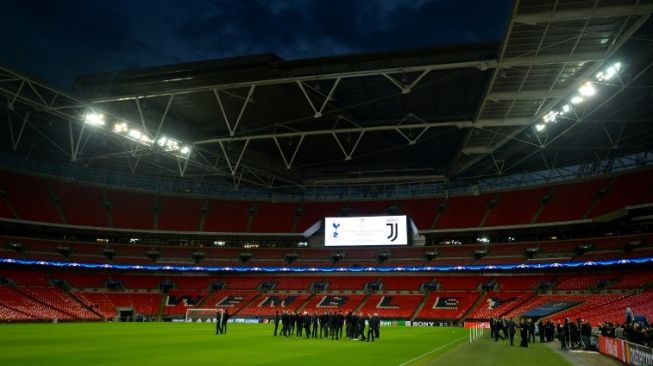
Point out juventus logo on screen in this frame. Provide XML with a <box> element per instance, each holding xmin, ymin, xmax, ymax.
<box><xmin>386</xmin><ymin>223</ymin><xmax>398</xmax><ymax>241</ymax></box>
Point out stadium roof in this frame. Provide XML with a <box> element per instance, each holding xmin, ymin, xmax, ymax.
<box><xmin>1</xmin><ymin>0</ymin><xmax>652</xmax><ymax>194</ymax></box>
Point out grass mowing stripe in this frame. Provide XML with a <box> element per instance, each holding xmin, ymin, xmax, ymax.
<box><xmin>0</xmin><ymin>323</ymin><xmax>567</xmax><ymax>366</ymax></box>
<box><xmin>397</xmin><ymin>336</ymin><xmax>468</xmax><ymax>366</ymax></box>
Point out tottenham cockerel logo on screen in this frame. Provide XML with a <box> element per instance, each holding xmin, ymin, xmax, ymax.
<box><xmin>332</xmin><ymin>222</ymin><xmax>340</xmax><ymax>238</ymax></box>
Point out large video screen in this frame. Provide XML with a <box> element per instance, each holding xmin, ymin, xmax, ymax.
<box><xmin>324</xmin><ymin>215</ymin><xmax>408</xmax><ymax>246</ymax></box>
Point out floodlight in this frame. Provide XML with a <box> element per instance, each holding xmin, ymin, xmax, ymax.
<box><xmin>157</xmin><ymin>137</ymin><xmax>168</xmax><ymax>147</ymax></box>
<box><xmin>113</xmin><ymin>122</ymin><xmax>128</xmax><ymax>133</ymax></box>
<box><xmin>128</xmin><ymin>129</ymin><xmax>142</xmax><ymax>139</ymax></box>
<box><xmin>534</xmin><ymin>123</ymin><xmax>546</xmax><ymax>132</ymax></box>
<box><xmin>84</xmin><ymin>112</ymin><xmax>105</xmax><ymax>126</ymax></box>
<box><xmin>570</xmin><ymin>96</ymin><xmax>584</xmax><ymax>104</ymax></box>
<box><xmin>578</xmin><ymin>81</ymin><xmax>596</xmax><ymax>97</ymax></box>
<box><xmin>561</xmin><ymin>104</ymin><xmax>571</xmax><ymax>113</ymax></box>
<box><xmin>139</xmin><ymin>135</ymin><xmax>153</xmax><ymax>145</ymax></box>
<box><xmin>180</xmin><ymin>146</ymin><xmax>191</xmax><ymax>155</ymax></box>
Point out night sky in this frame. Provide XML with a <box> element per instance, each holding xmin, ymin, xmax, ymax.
<box><xmin>0</xmin><ymin>0</ymin><xmax>511</xmax><ymax>89</ymax></box>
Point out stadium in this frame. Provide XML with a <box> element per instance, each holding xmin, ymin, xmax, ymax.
<box><xmin>1</xmin><ymin>1</ymin><xmax>653</xmax><ymax>365</ymax></box>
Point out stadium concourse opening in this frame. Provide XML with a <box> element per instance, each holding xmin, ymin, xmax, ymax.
<box><xmin>1</xmin><ymin>0</ymin><xmax>653</xmax><ymax>365</ymax></box>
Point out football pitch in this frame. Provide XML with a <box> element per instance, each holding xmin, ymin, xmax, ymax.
<box><xmin>0</xmin><ymin>323</ymin><xmax>572</xmax><ymax>366</ymax></box>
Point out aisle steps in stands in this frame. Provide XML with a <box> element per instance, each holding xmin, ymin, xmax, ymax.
<box><xmin>295</xmin><ymin>293</ymin><xmax>315</xmax><ymax>313</ymax></box>
<box><xmin>410</xmin><ymin>292</ymin><xmax>430</xmax><ymax>321</ymax></box>
<box><xmin>529</xmin><ymin>187</ymin><xmax>554</xmax><ymax>224</ymax></box>
<box><xmin>458</xmin><ymin>290</ymin><xmax>486</xmax><ymax>324</ymax></box>
<box><xmin>583</xmin><ymin>177</ymin><xmax>615</xmax><ymax>219</ymax></box>
<box><xmin>233</xmin><ymin>293</ymin><xmax>261</xmax><ymax>316</ymax></box>
<box><xmin>353</xmin><ymin>293</ymin><xmax>371</xmax><ymax>313</ymax></box>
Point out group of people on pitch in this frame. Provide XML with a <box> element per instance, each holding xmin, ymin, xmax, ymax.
<box><xmin>215</xmin><ymin>309</ymin><xmax>231</xmax><ymax>335</ymax></box>
<box><xmin>490</xmin><ymin>317</ymin><xmax>593</xmax><ymax>350</ymax></box>
<box><xmin>273</xmin><ymin>310</ymin><xmax>381</xmax><ymax>342</ymax></box>
<box><xmin>489</xmin><ymin>317</ymin><xmax>538</xmax><ymax>347</ymax></box>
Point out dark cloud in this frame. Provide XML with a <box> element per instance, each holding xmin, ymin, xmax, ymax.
<box><xmin>0</xmin><ymin>0</ymin><xmax>511</xmax><ymax>89</ymax></box>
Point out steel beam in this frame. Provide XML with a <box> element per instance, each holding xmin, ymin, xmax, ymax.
<box><xmin>514</xmin><ymin>3</ymin><xmax>653</xmax><ymax>24</ymax></box>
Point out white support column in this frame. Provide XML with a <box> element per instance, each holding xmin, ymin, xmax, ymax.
<box><xmin>296</xmin><ymin>78</ymin><xmax>341</xmax><ymax>118</ymax></box>
<box><xmin>8</xmin><ymin>112</ymin><xmax>29</xmax><ymax>151</ymax></box>
<box><xmin>382</xmin><ymin>69</ymin><xmax>430</xmax><ymax>94</ymax></box>
<box><xmin>8</xmin><ymin>80</ymin><xmax>25</xmax><ymax>110</ymax></box>
<box><xmin>332</xmin><ymin>130</ymin><xmax>365</xmax><ymax>161</ymax></box>
<box><xmin>153</xmin><ymin>95</ymin><xmax>175</xmax><ymax>141</ymax></box>
<box><xmin>218</xmin><ymin>139</ymin><xmax>250</xmax><ymax>175</ymax></box>
<box><xmin>394</xmin><ymin>114</ymin><xmax>431</xmax><ymax>145</ymax></box>
<box><xmin>135</xmin><ymin>97</ymin><xmax>149</xmax><ymax>136</ymax></box>
<box><xmin>214</xmin><ymin>85</ymin><xmax>256</xmax><ymax>136</ymax></box>
<box><xmin>273</xmin><ymin>135</ymin><xmax>305</xmax><ymax>169</ymax></box>
<box><xmin>177</xmin><ymin>155</ymin><xmax>191</xmax><ymax>177</ymax></box>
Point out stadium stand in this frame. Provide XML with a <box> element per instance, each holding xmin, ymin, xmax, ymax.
<box><xmin>358</xmin><ymin>294</ymin><xmax>424</xmax><ymax>318</ymax></box>
<box><xmin>467</xmin><ymin>292</ymin><xmax>534</xmax><ymax>320</ymax></box>
<box><xmin>202</xmin><ymin>200</ymin><xmax>249</xmax><ymax>232</ymax></box>
<box><xmin>0</xmin><ymin>170</ymin><xmax>62</xmax><ymax>223</ymax></box>
<box><xmin>484</xmin><ymin>187</ymin><xmax>549</xmax><ymax>227</ymax></box>
<box><xmin>249</xmin><ymin>202</ymin><xmax>297</xmax><ymax>233</ymax></box>
<box><xmin>157</xmin><ymin>196</ymin><xmax>204</xmax><ymax>231</ymax></box>
<box><xmin>50</xmin><ymin>180</ymin><xmax>107</xmax><ymax>227</ymax></box>
<box><xmin>301</xmin><ymin>294</ymin><xmax>366</xmax><ymax>313</ymax></box>
<box><xmin>589</xmin><ymin>169</ymin><xmax>653</xmax><ymax>216</ymax></box>
<box><xmin>435</xmin><ymin>194</ymin><xmax>492</xmax><ymax>229</ymax></box>
<box><xmin>380</xmin><ymin>276</ymin><xmax>431</xmax><ymax>291</ymax></box>
<box><xmin>1</xmin><ymin>168</ymin><xmax>652</xmax><ymax>232</ymax></box>
<box><xmin>238</xmin><ymin>293</ymin><xmax>312</xmax><ymax>317</ymax></box>
<box><xmin>536</xmin><ymin>178</ymin><xmax>609</xmax><ymax>223</ymax></box>
<box><xmin>415</xmin><ymin>292</ymin><xmax>480</xmax><ymax>320</ymax></box>
<box><xmin>106</xmin><ymin>189</ymin><xmax>155</xmax><ymax>230</ymax></box>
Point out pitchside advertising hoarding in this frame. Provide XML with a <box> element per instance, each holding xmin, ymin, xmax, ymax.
<box><xmin>324</xmin><ymin>215</ymin><xmax>408</xmax><ymax>246</ymax></box>
<box><xmin>598</xmin><ymin>336</ymin><xmax>653</xmax><ymax>365</ymax></box>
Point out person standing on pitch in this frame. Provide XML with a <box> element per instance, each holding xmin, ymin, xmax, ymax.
<box><xmin>519</xmin><ymin>318</ymin><xmax>528</xmax><ymax>347</ymax></box>
<box><xmin>221</xmin><ymin>310</ymin><xmax>230</xmax><ymax>335</ymax></box>
<box><xmin>507</xmin><ymin>317</ymin><xmax>517</xmax><ymax>346</ymax></box>
<box><xmin>215</xmin><ymin>308</ymin><xmax>224</xmax><ymax>335</ymax></box>
<box><xmin>527</xmin><ymin>318</ymin><xmax>535</xmax><ymax>343</ymax></box>
<box><xmin>366</xmin><ymin>313</ymin><xmax>379</xmax><ymax>342</ymax></box>
<box><xmin>311</xmin><ymin>312</ymin><xmax>318</xmax><ymax>338</ymax></box>
<box><xmin>273</xmin><ymin>310</ymin><xmax>280</xmax><ymax>336</ymax></box>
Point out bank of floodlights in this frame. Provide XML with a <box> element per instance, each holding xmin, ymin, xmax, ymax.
<box><xmin>534</xmin><ymin>62</ymin><xmax>622</xmax><ymax>133</ymax></box>
<box><xmin>83</xmin><ymin>112</ymin><xmax>192</xmax><ymax>158</ymax></box>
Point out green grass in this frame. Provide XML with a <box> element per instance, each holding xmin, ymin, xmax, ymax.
<box><xmin>0</xmin><ymin>323</ymin><xmax>571</xmax><ymax>366</ymax></box>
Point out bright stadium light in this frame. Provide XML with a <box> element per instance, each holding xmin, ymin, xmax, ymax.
<box><xmin>561</xmin><ymin>104</ymin><xmax>571</xmax><ymax>114</ymax></box>
<box><xmin>128</xmin><ymin>129</ymin><xmax>142</xmax><ymax>139</ymax></box>
<box><xmin>113</xmin><ymin>122</ymin><xmax>128</xmax><ymax>134</ymax></box>
<box><xmin>543</xmin><ymin>111</ymin><xmax>558</xmax><ymax>124</ymax></box>
<box><xmin>139</xmin><ymin>134</ymin><xmax>153</xmax><ymax>146</ymax></box>
<box><xmin>578</xmin><ymin>81</ymin><xmax>596</xmax><ymax>97</ymax></box>
<box><xmin>596</xmin><ymin>62</ymin><xmax>622</xmax><ymax>81</ymax></box>
<box><xmin>570</xmin><ymin>95</ymin><xmax>584</xmax><ymax>104</ymax></box>
<box><xmin>534</xmin><ymin>123</ymin><xmax>546</xmax><ymax>132</ymax></box>
<box><xmin>84</xmin><ymin>109</ymin><xmax>192</xmax><ymax>159</ymax></box>
<box><xmin>84</xmin><ymin>112</ymin><xmax>105</xmax><ymax>126</ymax></box>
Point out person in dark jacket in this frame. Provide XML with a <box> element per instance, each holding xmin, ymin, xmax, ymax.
<box><xmin>527</xmin><ymin>318</ymin><xmax>535</xmax><ymax>343</ymax></box>
<box><xmin>519</xmin><ymin>318</ymin><xmax>528</xmax><ymax>347</ymax></box>
<box><xmin>273</xmin><ymin>311</ymin><xmax>280</xmax><ymax>336</ymax></box>
<box><xmin>507</xmin><ymin>318</ymin><xmax>517</xmax><ymax>346</ymax></box>
<box><xmin>367</xmin><ymin>313</ymin><xmax>379</xmax><ymax>342</ymax></box>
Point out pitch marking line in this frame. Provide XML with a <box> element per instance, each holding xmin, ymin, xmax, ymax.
<box><xmin>397</xmin><ymin>336</ymin><xmax>468</xmax><ymax>366</ymax></box>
